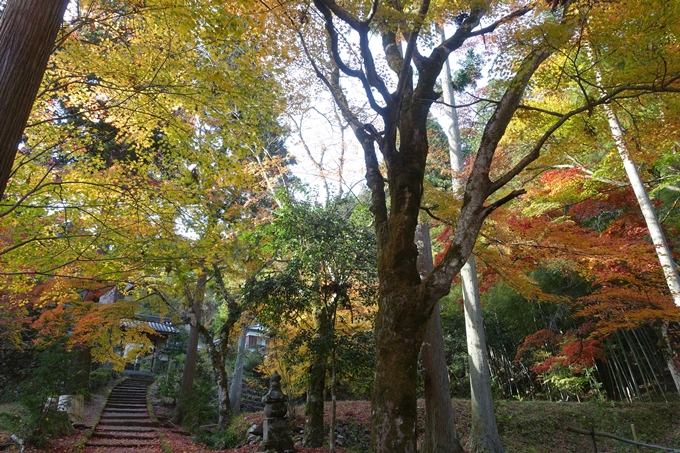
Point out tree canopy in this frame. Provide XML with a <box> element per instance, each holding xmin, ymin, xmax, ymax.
<box><xmin>2</xmin><ymin>0</ymin><xmax>680</xmax><ymax>451</ymax></box>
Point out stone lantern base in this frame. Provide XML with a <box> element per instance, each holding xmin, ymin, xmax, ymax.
<box><xmin>259</xmin><ymin>417</ymin><xmax>294</xmax><ymax>452</ymax></box>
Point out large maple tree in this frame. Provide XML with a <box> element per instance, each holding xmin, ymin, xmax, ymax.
<box><xmin>247</xmin><ymin>0</ymin><xmax>680</xmax><ymax>450</ymax></box>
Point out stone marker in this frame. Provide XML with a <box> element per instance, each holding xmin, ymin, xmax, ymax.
<box><xmin>57</xmin><ymin>394</ymin><xmax>84</xmax><ymax>423</ymax></box>
<box><xmin>259</xmin><ymin>371</ymin><xmax>294</xmax><ymax>453</ymax></box>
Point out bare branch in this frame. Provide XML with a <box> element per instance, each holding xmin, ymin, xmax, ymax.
<box><xmin>362</xmin><ymin>0</ymin><xmax>379</xmax><ymax>25</ymax></box>
<box><xmin>315</xmin><ymin>0</ymin><xmax>361</xmax><ymax>30</ymax></box>
<box><xmin>483</xmin><ymin>189</ymin><xmax>527</xmax><ymax>215</ymax></box>
<box><xmin>468</xmin><ymin>5</ymin><xmax>533</xmax><ymax>37</ymax></box>
<box><xmin>310</xmin><ymin>2</ymin><xmax>388</xmax><ymax>116</ymax></box>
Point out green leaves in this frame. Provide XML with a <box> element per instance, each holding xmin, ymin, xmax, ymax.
<box><xmin>245</xmin><ymin>195</ymin><xmax>377</xmax><ymax>323</ymax></box>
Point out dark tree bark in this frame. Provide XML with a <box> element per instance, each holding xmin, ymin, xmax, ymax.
<box><xmin>173</xmin><ymin>272</ymin><xmax>207</xmax><ymax>425</ymax></box>
<box><xmin>303</xmin><ymin>306</ymin><xmax>331</xmax><ymax>448</ymax></box>
<box><xmin>195</xmin><ymin>264</ymin><xmax>244</xmax><ymax>430</ymax></box>
<box><xmin>416</xmin><ymin>225</ymin><xmax>464</xmax><ymax>453</ymax></box>
<box><xmin>299</xmin><ymin>1</ymin><xmax>581</xmax><ymax>451</ymax></box>
<box><xmin>0</xmin><ymin>0</ymin><xmax>69</xmax><ymax>199</ymax></box>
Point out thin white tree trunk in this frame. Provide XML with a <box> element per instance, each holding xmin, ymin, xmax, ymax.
<box><xmin>437</xmin><ymin>25</ymin><xmax>505</xmax><ymax>453</ymax></box>
<box><xmin>602</xmin><ymin>95</ymin><xmax>680</xmax><ymax>304</ymax></box>
<box><xmin>439</xmin><ymin>31</ymin><xmax>464</xmax><ymax>196</ymax></box>
<box><xmin>463</xmin><ymin>259</ymin><xmax>505</xmax><ymax>453</ymax></box>
<box><xmin>589</xmin><ymin>43</ymin><xmax>680</xmax><ymax>393</ymax></box>
<box><xmin>662</xmin><ymin>322</ymin><xmax>680</xmax><ymax>393</ymax></box>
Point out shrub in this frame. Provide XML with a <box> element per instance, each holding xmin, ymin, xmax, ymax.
<box><xmin>0</xmin><ymin>411</ymin><xmax>23</xmax><ymax>432</ymax></box>
<box><xmin>194</xmin><ymin>415</ymin><xmax>250</xmax><ymax>450</ymax></box>
<box><xmin>22</xmin><ymin>408</ymin><xmax>72</xmax><ymax>448</ymax></box>
<box><xmin>18</xmin><ymin>339</ymin><xmax>84</xmax><ymax>447</ymax></box>
<box><xmin>89</xmin><ymin>368</ymin><xmax>116</xmax><ymax>393</ymax></box>
<box><xmin>177</xmin><ymin>355</ymin><xmax>219</xmax><ymax>431</ymax></box>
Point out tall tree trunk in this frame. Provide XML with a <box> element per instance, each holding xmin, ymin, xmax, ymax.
<box><xmin>308</xmin><ymin>4</ymin><xmax>555</xmax><ymax>448</ymax></box>
<box><xmin>437</xmin><ymin>25</ymin><xmax>505</xmax><ymax>453</ymax></box>
<box><xmin>229</xmin><ymin>328</ymin><xmax>247</xmax><ymax>415</ymax></box>
<box><xmin>601</xmin><ymin>85</ymin><xmax>680</xmax><ymax>305</ymax></box>
<box><xmin>463</xmin><ymin>259</ymin><xmax>505</xmax><ymax>452</ymax></box>
<box><xmin>173</xmin><ymin>272</ymin><xmax>207</xmax><ymax>425</ymax></box>
<box><xmin>195</xmin><ymin>320</ymin><xmax>234</xmax><ymax>430</ymax></box>
<box><xmin>329</xmin><ymin>305</ymin><xmax>338</xmax><ymax>453</ymax></box>
<box><xmin>417</xmin><ymin>224</ymin><xmax>464</xmax><ymax>453</ymax></box>
<box><xmin>370</xmin><ymin>305</ymin><xmax>426</xmax><ymax>453</ymax></box>
<box><xmin>0</xmin><ymin>0</ymin><xmax>69</xmax><ymax>199</ymax></box>
<box><xmin>589</xmin><ymin>44</ymin><xmax>680</xmax><ymax>392</ymax></box>
<box><xmin>662</xmin><ymin>322</ymin><xmax>680</xmax><ymax>393</ymax></box>
<box><xmin>209</xmin><ymin>344</ymin><xmax>232</xmax><ymax>430</ymax></box>
<box><xmin>437</xmin><ymin>25</ymin><xmax>464</xmax><ymax>197</ymax></box>
<box><xmin>304</xmin><ymin>307</ymin><xmax>330</xmax><ymax>448</ymax></box>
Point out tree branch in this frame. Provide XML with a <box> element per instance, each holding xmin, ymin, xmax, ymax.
<box><xmin>483</xmin><ymin>189</ymin><xmax>527</xmax><ymax>216</ymax></box>
<box><xmin>313</xmin><ymin>0</ymin><xmax>388</xmax><ymax>115</ymax></box>
<box><xmin>468</xmin><ymin>5</ymin><xmax>533</xmax><ymax>37</ymax></box>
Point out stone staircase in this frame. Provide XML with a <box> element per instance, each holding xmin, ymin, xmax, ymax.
<box><xmin>84</xmin><ymin>372</ymin><xmax>162</xmax><ymax>452</ymax></box>
<box><xmin>240</xmin><ymin>380</ymin><xmax>266</xmax><ymax>413</ymax></box>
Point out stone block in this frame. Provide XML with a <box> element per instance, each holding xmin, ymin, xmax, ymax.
<box><xmin>57</xmin><ymin>394</ymin><xmax>84</xmax><ymax>422</ymax></box>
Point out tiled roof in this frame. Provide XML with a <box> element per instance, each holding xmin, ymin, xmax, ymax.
<box><xmin>121</xmin><ymin>319</ymin><xmax>180</xmax><ymax>334</ymax></box>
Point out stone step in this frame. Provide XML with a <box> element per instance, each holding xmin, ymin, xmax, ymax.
<box><xmin>93</xmin><ymin>431</ymin><xmax>157</xmax><ymax>440</ymax></box>
<box><xmin>86</xmin><ymin>439</ymin><xmax>158</xmax><ymax>447</ymax></box>
<box><xmin>101</xmin><ymin>412</ymin><xmax>149</xmax><ymax>419</ymax></box>
<box><xmin>105</xmin><ymin>402</ymin><xmax>147</xmax><ymax>407</ymax></box>
<box><xmin>107</xmin><ymin>398</ymin><xmax>147</xmax><ymax>403</ymax></box>
<box><xmin>104</xmin><ymin>407</ymin><xmax>147</xmax><ymax>412</ymax></box>
<box><xmin>102</xmin><ymin>407</ymin><xmax>147</xmax><ymax>413</ymax></box>
<box><xmin>95</xmin><ymin>426</ymin><xmax>156</xmax><ymax>432</ymax></box>
<box><xmin>108</xmin><ymin>396</ymin><xmax>147</xmax><ymax>401</ymax></box>
<box><xmin>108</xmin><ymin>394</ymin><xmax>146</xmax><ymax>398</ymax></box>
<box><xmin>105</xmin><ymin>404</ymin><xmax>148</xmax><ymax>410</ymax></box>
<box><xmin>97</xmin><ymin>419</ymin><xmax>159</xmax><ymax>427</ymax></box>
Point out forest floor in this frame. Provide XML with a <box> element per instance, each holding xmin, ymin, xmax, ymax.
<box><xmin>2</xmin><ymin>391</ymin><xmax>680</xmax><ymax>453</ymax></box>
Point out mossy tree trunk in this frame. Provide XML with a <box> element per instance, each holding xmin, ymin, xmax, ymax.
<box><xmin>229</xmin><ymin>329</ymin><xmax>248</xmax><ymax>415</ymax></box>
<box><xmin>195</xmin><ymin>264</ymin><xmax>244</xmax><ymax>430</ymax></box>
<box><xmin>417</xmin><ymin>225</ymin><xmax>464</xmax><ymax>453</ymax></box>
<box><xmin>173</xmin><ymin>271</ymin><xmax>207</xmax><ymax>425</ymax></box>
<box><xmin>306</xmin><ymin>2</ymin><xmax>565</xmax><ymax>450</ymax></box>
<box><xmin>304</xmin><ymin>306</ymin><xmax>331</xmax><ymax>448</ymax></box>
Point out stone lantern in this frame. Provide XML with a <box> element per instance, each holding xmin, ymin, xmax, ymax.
<box><xmin>259</xmin><ymin>371</ymin><xmax>294</xmax><ymax>453</ymax></box>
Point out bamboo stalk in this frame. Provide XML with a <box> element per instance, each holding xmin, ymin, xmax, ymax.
<box><xmin>631</xmin><ymin>328</ymin><xmax>666</xmax><ymax>400</ymax></box>
<box><xmin>616</xmin><ymin>332</ymin><xmax>643</xmax><ymax>401</ymax></box>
<box><xmin>609</xmin><ymin>344</ymin><xmax>632</xmax><ymax>402</ymax></box>
<box><xmin>622</xmin><ymin>330</ymin><xmax>652</xmax><ymax>399</ymax></box>
<box><xmin>638</xmin><ymin>326</ymin><xmax>668</xmax><ymax>392</ymax></box>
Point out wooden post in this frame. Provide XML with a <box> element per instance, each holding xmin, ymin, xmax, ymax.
<box><xmin>631</xmin><ymin>424</ymin><xmax>639</xmax><ymax>453</ymax></box>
